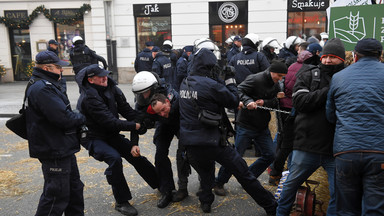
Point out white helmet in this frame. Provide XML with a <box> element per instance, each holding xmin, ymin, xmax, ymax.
<box><xmin>262</xmin><ymin>37</ymin><xmax>282</xmax><ymax>50</ymax></box>
<box><xmin>244</xmin><ymin>33</ymin><xmax>260</xmax><ymax>45</ymax></box>
<box><xmin>132</xmin><ymin>71</ymin><xmax>159</xmax><ymax>106</ymax></box>
<box><xmin>283</xmin><ymin>36</ymin><xmax>303</xmax><ymax>49</ymax></box>
<box><xmin>163</xmin><ymin>40</ymin><xmax>173</xmax><ymax>48</ymax></box>
<box><xmin>225</xmin><ymin>36</ymin><xmax>235</xmax><ymax>44</ymax></box>
<box><xmin>194</xmin><ymin>38</ymin><xmax>221</xmax><ymax>60</ymax></box>
<box><xmin>320</xmin><ymin>32</ymin><xmax>328</xmax><ymax>40</ymax></box>
<box><xmin>72</xmin><ymin>36</ymin><xmax>83</xmax><ymax>44</ymax></box>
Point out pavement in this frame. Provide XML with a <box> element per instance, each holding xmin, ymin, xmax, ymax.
<box><xmin>0</xmin><ymin>81</ymin><xmax>277</xmax><ymax>216</ymax></box>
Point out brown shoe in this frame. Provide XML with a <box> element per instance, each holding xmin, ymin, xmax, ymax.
<box><xmin>213</xmin><ymin>184</ymin><xmax>226</xmax><ymax>196</ymax></box>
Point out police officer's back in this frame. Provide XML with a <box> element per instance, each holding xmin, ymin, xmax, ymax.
<box><xmin>69</xmin><ymin>36</ymin><xmax>108</xmax><ymax>75</ymax></box>
<box><xmin>134</xmin><ymin>41</ymin><xmax>154</xmax><ymax>72</ymax></box>
<box><xmin>152</xmin><ymin>46</ymin><xmax>175</xmax><ymax>89</ymax></box>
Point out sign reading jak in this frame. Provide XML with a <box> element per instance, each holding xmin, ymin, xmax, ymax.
<box><xmin>133</xmin><ymin>4</ymin><xmax>171</xmax><ymax>16</ymax></box>
<box><xmin>288</xmin><ymin>0</ymin><xmax>329</xmax><ymax>12</ymax></box>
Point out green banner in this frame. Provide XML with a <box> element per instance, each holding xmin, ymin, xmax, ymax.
<box><xmin>329</xmin><ymin>4</ymin><xmax>384</xmax><ymax>51</ymax></box>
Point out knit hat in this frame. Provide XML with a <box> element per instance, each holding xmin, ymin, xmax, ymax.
<box><xmin>355</xmin><ymin>38</ymin><xmax>383</xmax><ymax>56</ymax></box>
<box><xmin>269</xmin><ymin>59</ymin><xmax>287</xmax><ymax>74</ymax></box>
<box><xmin>321</xmin><ymin>38</ymin><xmax>345</xmax><ymax>61</ymax></box>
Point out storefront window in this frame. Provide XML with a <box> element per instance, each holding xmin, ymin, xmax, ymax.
<box><xmin>133</xmin><ymin>4</ymin><xmax>172</xmax><ymax>53</ymax></box>
<box><xmin>136</xmin><ymin>16</ymin><xmax>171</xmax><ymax>52</ymax></box>
<box><xmin>287</xmin><ymin>11</ymin><xmax>326</xmax><ymax>39</ymax></box>
<box><xmin>54</xmin><ymin>22</ymin><xmax>84</xmax><ymax>62</ymax></box>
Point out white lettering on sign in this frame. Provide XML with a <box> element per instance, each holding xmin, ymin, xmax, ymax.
<box><xmin>382</xmin><ymin>17</ymin><xmax>384</xmax><ymax>24</ymax></box>
<box><xmin>381</xmin><ymin>36</ymin><xmax>384</xmax><ymax>43</ymax></box>
<box><xmin>292</xmin><ymin>0</ymin><xmax>325</xmax><ymax>10</ymax></box>
<box><xmin>218</xmin><ymin>2</ymin><xmax>239</xmax><ymax>23</ymax></box>
<box><xmin>381</xmin><ymin>27</ymin><xmax>384</xmax><ymax>34</ymax></box>
<box><xmin>180</xmin><ymin>90</ymin><xmax>198</xmax><ymax>100</ymax></box>
<box><xmin>144</xmin><ymin>4</ymin><xmax>159</xmax><ymax>15</ymax></box>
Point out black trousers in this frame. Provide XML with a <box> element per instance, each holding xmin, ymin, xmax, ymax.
<box><xmin>154</xmin><ymin>122</ymin><xmax>191</xmax><ymax>194</ymax></box>
<box><xmin>85</xmin><ymin>135</ymin><xmax>158</xmax><ymax>204</ymax></box>
<box><xmin>36</xmin><ymin>154</ymin><xmax>84</xmax><ymax>216</ymax></box>
<box><xmin>186</xmin><ymin>145</ymin><xmax>276</xmax><ymax>213</ymax></box>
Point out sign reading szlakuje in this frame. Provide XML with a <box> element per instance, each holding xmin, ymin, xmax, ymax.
<box><xmin>329</xmin><ymin>4</ymin><xmax>384</xmax><ymax>51</ymax></box>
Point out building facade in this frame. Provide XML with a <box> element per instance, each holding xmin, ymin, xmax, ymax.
<box><xmin>0</xmin><ymin>0</ymin><xmax>331</xmax><ymax>83</ymax></box>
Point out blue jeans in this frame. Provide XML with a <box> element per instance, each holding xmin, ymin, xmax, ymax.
<box><xmin>216</xmin><ymin>126</ymin><xmax>275</xmax><ymax>184</ymax></box>
<box><xmin>276</xmin><ymin>150</ymin><xmax>336</xmax><ymax>216</ymax></box>
<box><xmin>335</xmin><ymin>153</ymin><xmax>384</xmax><ymax>216</ymax></box>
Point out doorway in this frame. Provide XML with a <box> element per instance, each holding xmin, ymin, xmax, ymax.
<box><xmin>9</xmin><ymin>28</ymin><xmax>32</xmax><ymax>81</ymax></box>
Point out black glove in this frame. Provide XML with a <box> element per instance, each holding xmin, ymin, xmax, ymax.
<box><xmin>223</xmin><ymin>65</ymin><xmax>236</xmax><ymax>80</ymax></box>
<box><xmin>137</xmin><ymin>123</ymin><xmax>147</xmax><ymax>135</ymax></box>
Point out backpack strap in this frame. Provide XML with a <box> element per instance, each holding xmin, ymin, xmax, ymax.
<box><xmin>22</xmin><ymin>78</ymin><xmax>42</xmax><ymax>112</ymax></box>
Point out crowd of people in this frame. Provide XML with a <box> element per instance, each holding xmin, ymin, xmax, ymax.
<box><xmin>23</xmin><ymin>32</ymin><xmax>384</xmax><ymax>216</ymax></box>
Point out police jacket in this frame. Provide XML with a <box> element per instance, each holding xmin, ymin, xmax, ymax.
<box><xmin>293</xmin><ymin>63</ymin><xmax>344</xmax><ymax>156</ymax></box>
<box><xmin>237</xmin><ymin>69</ymin><xmax>279</xmax><ymax>130</ymax></box>
<box><xmin>134</xmin><ymin>48</ymin><xmax>153</xmax><ymax>72</ymax></box>
<box><xmin>175</xmin><ymin>52</ymin><xmax>189</xmax><ymax>91</ymax></box>
<box><xmin>278</xmin><ymin>47</ymin><xmax>297</xmax><ymax>66</ymax></box>
<box><xmin>76</xmin><ymin>69</ymin><xmax>138</xmax><ymax>141</ymax></box>
<box><xmin>229</xmin><ymin>45</ymin><xmax>270</xmax><ymax>84</ymax></box>
<box><xmin>26</xmin><ymin>68</ymin><xmax>85</xmax><ymax>159</ymax></box>
<box><xmin>69</xmin><ymin>44</ymin><xmax>107</xmax><ymax>74</ymax></box>
<box><xmin>226</xmin><ymin>45</ymin><xmax>240</xmax><ymax>62</ymax></box>
<box><xmin>326</xmin><ymin>57</ymin><xmax>384</xmax><ymax>155</ymax></box>
<box><xmin>152</xmin><ymin>52</ymin><xmax>174</xmax><ymax>89</ymax></box>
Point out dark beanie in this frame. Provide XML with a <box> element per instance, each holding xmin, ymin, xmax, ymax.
<box><xmin>270</xmin><ymin>59</ymin><xmax>287</xmax><ymax>74</ymax></box>
<box><xmin>321</xmin><ymin>38</ymin><xmax>345</xmax><ymax>61</ymax></box>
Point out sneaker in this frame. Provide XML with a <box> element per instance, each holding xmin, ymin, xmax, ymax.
<box><xmin>213</xmin><ymin>184</ymin><xmax>226</xmax><ymax>196</ymax></box>
<box><xmin>200</xmin><ymin>203</ymin><xmax>211</xmax><ymax>213</ymax></box>
<box><xmin>172</xmin><ymin>189</ymin><xmax>188</xmax><ymax>202</ymax></box>
<box><xmin>268</xmin><ymin>175</ymin><xmax>281</xmax><ymax>186</ymax></box>
<box><xmin>115</xmin><ymin>202</ymin><xmax>138</xmax><ymax>216</ymax></box>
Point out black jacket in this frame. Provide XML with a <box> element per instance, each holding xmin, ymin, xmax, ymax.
<box><xmin>76</xmin><ymin>69</ymin><xmax>138</xmax><ymax>141</ymax></box>
<box><xmin>134</xmin><ymin>48</ymin><xmax>153</xmax><ymax>72</ymax></box>
<box><xmin>237</xmin><ymin>69</ymin><xmax>280</xmax><ymax>130</ymax></box>
<box><xmin>292</xmin><ymin>63</ymin><xmax>343</xmax><ymax>155</ymax></box>
<box><xmin>69</xmin><ymin>44</ymin><xmax>107</xmax><ymax>74</ymax></box>
<box><xmin>26</xmin><ymin>68</ymin><xmax>85</xmax><ymax>159</ymax></box>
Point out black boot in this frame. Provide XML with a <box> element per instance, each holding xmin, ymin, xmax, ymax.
<box><xmin>157</xmin><ymin>192</ymin><xmax>173</xmax><ymax>208</ymax></box>
<box><xmin>115</xmin><ymin>202</ymin><xmax>138</xmax><ymax>216</ymax></box>
<box><xmin>200</xmin><ymin>203</ymin><xmax>211</xmax><ymax>213</ymax></box>
<box><xmin>172</xmin><ymin>189</ymin><xmax>188</xmax><ymax>202</ymax></box>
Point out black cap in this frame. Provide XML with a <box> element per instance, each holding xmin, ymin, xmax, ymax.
<box><xmin>234</xmin><ymin>35</ymin><xmax>242</xmax><ymax>41</ymax></box>
<box><xmin>184</xmin><ymin>45</ymin><xmax>194</xmax><ymax>52</ymax></box>
<box><xmin>269</xmin><ymin>59</ymin><xmax>288</xmax><ymax>74</ymax></box>
<box><xmin>85</xmin><ymin>64</ymin><xmax>110</xmax><ymax>77</ymax></box>
<box><xmin>145</xmin><ymin>41</ymin><xmax>154</xmax><ymax>46</ymax></box>
<box><xmin>355</xmin><ymin>38</ymin><xmax>383</xmax><ymax>56</ymax></box>
<box><xmin>35</xmin><ymin>51</ymin><xmax>68</xmax><ymax>66</ymax></box>
<box><xmin>321</xmin><ymin>38</ymin><xmax>345</xmax><ymax>61</ymax></box>
<box><xmin>152</xmin><ymin>46</ymin><xmax>160</xmax><ymax>52</ymax></box>
<box><xmin>48</xmin><ymin>39</ymin><xmax>59</xmax><ymax>45</ymax></box>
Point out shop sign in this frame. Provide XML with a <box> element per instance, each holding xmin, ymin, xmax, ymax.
<box><xmin>133</xmin><ymin>4</ymin><xmax>171</xmax><ymax>16</ymax></box>
<box><xmin>288</xmin><ymin>0</ymin><xmax>329</xmax><ymax>12</ymax></box>
<box><xmin>4</xmin><ymin>10</ymin><xmax>28</xmax><ymax>21</ymax></box>
<box><xmin>51</xmin><ymin>9</ymin><xmax>80</xmax><ymax>18</ymax></box>
<box><xmin>209</xmin><ymin>1</ymin><xmax>248</xmax><ymax>24</ymax></box>
<box><xmin>329</xmin><ymin>4</ymin><xmax>384</xmax><ymax>50</ymax></box>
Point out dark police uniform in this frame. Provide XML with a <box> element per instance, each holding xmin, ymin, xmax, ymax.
<box><xmin>134</xmin><ymin>48</ymin><xmax>153</xmax><ymax>72</ymax></box>
<box><xmin>135</xmin><ymin>76</ymin><xmax>191</xmax><ymax>207</ymax></box>
<box><xmin>175</xmin><ymin>52</ymin><xmax>189</xmax><ymax>91</ymax></box>
<box><xmin>226</xmin><ymin>45</ymin><xmax>240</xmax><ymax>63</ymax></box>
<box><xmin>69</xmin><ymin>44</ymin><xmax>108</xmax><ymax>74</ymax></box>
<box><xmin>179</xmin><ymin>48</ymin><xmax>277</xmax><ymax>214</ymax></box>
<box><xmin>75</xmin><ymin>65</ymin><xmax>158</xmax><ymax>206</ymax></box>
<box><xmin>229</xmin><ymin>45</ymin><xmax>270</xmax><ymax>84</ymax></box>
<box><xmin>26</xmin><ymin>65</ymin><xmax>86</xmax><ymax>215</ymax></box>
<box><xmin>152</xmin><ymin>52</ymin><xmax>175</xmax><ymax>89</ymax></box>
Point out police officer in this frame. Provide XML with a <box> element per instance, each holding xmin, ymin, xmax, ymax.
<box><xmin>278</xmin><ymin>36</ymin><xmax>304</xmax><ymax>67</ymax></box>
<box><xmin>226</xmin><ymin>35</ymin><xmax>242</xmax><ymax>62</ymax></box>
<box><xmin>69</xmin><ymin>36</ymin><xmax>108</xmax><ymax>75</ymax></box>
<box><xmin>179</xmin><ymin>46</ymin><xmax>277</xmax><ymax>214</ymax></box>
<box><xmin>261</xmin><ymin>37</ymin><xmax>282</xmax><ymax>63</ymax></box>
<box><xmin>229</xmin><ymin>33</ymin><xmax>270</xmax><ymax>84</ymax></box>
<box><xmin>175</xmin><ymin>45</ymin><xmax>193</xmax><ymax>91</ymax></box>
<box><xmin>26</xmin><ymin>50</ymin><xmax>86</xmax><ymax>215</ymax></box>
<box><xmin>152</xmin><ymin>46</ymin><xmax>175</xmax><ymax>89</ymax></box>
<box><xmin>162</xmin><ymin>40</ymin><xmax>178</xmax><ymax>68</ymax></box>
<box><xmin>47</xmin><ymin>39</ymin><xmax>59</xmax><ymax>56</ymax></box>
<box><xmin>131</xmin><ymin>71</ymin><xmax>192</xmax><ymax>208</ymax></box>
<box><xmin>75</xmin><ymin>64</ymin><xmax>158</xmax><ymax>216</ymax></box>
<box><xmin>134</xmin><ymin>41</ymin><xmax>154</xmax><ymax>72</ymax></box>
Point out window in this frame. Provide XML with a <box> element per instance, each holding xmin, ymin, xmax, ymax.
<box><xmin>55</xmin><ymin>22</ymin><xmax>84</xmax><ymax>62</ymax></box>
<box><xmin>136</xmin><ymin>16</ymin><xmax>171</xmax><ymax>52</ymax></box>
<box><xmin>288</xmin><ymin>11</ymin><xmax>327</xmax><ymax>39</ymax></box>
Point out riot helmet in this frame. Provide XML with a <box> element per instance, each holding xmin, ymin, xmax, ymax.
<box><xmin>262</xmin><ymin>37</ymin><xmax>282</xmax><ymax>50</ymax></box>
<box><xmin>72</xmin><ymin>36</ymin><xmax>84</xmax><ymax>45</ymax></box>
<box><xmin>283</xmin><ymin>36</ymin><xmax>304</xmax><ymax>55</ymax></box>
<box><xmin>194</xmin><ymin>38</ymin><xmax>221</xmax><ymax>60</ymax></box>
<box><xmin>132</xmin><ymin>71</ymin><xmax>159</xmax><ymax>106</ymax></box>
